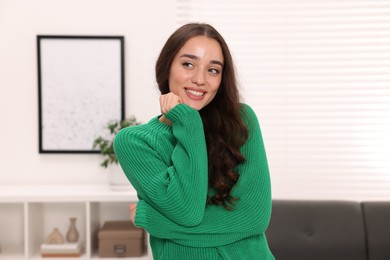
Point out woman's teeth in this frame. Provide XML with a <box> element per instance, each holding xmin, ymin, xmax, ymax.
<box><xmin>186</xmin><ymin>89</ymin><xmax>204</xmax><ymax>96</ymax></box>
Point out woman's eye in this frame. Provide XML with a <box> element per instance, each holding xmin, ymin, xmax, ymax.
<box><xmin>182</xmin><ymin>62</ymin><xmax>194</xmax><ymax>68</ymax></box>
<box><xmin>209</xmin><ymin>68</ymin><xmax>220</xmax><ymax>74</ymax></box>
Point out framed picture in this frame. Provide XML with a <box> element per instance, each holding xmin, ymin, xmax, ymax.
<box><xmin>37</xmin><ymin>35</ymin><xmax>125</xmax><ymax>153</ymax></box>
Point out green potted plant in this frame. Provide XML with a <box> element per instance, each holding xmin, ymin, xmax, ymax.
<box><xmin>93</xmin><ymin>116</ymin><xmax>140</xmax><ymax>167</ymax></box>
<box><xmin>93</xmin><ymin>116</ymin><xmax>141</xmax><ymax>190</ymax></box>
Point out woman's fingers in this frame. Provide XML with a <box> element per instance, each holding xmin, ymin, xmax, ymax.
<box><xmin>160</xmin><ymin>92</ymin><xmax>182</xmax><ymax>114</ymax></box>
<box><xmin>129</xmin><ymin>203</ymin><xmax>137</xmax><ymax>224</ymax></box>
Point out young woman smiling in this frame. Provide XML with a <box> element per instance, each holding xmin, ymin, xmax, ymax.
<box><xmin>114</xmin><ymin>23</ymin><xmax>274</xmax><ymax>260</ymax></box>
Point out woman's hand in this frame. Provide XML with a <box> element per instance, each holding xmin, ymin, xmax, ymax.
<box><xmin>159</xmin><ymin>92</ymin><xmax>182</xmax><ymax>124</ymax></box>
<box><xmin>160</xmin><ymin>92</ymin><xmax>182</xmax><ymax>114</ymax></box>
<box><xmin>129</xmin><ymin>203</ymin><xmax>137</xmax><ymax>224</ymax></box>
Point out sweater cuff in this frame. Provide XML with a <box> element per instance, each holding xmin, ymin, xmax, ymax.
<box><xmin>165</xmin><ymin>104</ymin><xmax>199</xmax><ymax>125</ymax></box>
<box><xmin>134</xmin><ymin>200</ymin><xmax>148</xmax><ymax>229</ymax></box>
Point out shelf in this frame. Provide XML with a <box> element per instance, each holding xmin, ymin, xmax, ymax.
<box><xmin>0</xmin><ymin>185</ymin><xmax>151</xmax><ymax>260</ymax></box>
<box><xmin>90</xmin><ymin>252</ymin><xmax>151</xmax><ymax>260</ymax></box>
<box><xmin>0</xmin><ymin>184</ymin><xmax>137</xmax><ymax>202</ymax></box>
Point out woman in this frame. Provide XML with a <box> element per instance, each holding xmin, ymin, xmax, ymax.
<box><xmin>114</xmin><ymin>23</ymin><xmax>274</xmax><ymax>260</ymax></box>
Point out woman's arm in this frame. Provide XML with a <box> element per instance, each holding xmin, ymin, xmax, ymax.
<box><xmin>114</xmin><ymin>104</ymin><xmax>209</xmax><ymax>227</ymax></box>
<box><xmin>133</xmin><ymin>104</ymin><xmax>272</xmax><ymax>243</ymax></box>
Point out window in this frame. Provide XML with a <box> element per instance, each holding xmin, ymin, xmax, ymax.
<box><xmin>177</xmin><ymin>0</ymin><xmax>390</xmax><ymax>200</ymax></box>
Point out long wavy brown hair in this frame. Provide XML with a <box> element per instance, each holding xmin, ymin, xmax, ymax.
<box><xmin>155</xmin><ymin>23</ymin><xmax>248</xmax><ymax>209</ymax></box>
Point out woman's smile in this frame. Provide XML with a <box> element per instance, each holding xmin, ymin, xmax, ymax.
<box><xmin>185</xmin><ymin>88</ymin><xmax>206</xmax><ymax>100</ymax></box>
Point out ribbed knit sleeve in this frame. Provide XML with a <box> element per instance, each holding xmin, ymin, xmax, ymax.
<box><xmin>113</xmin><ymin>104</ymin><xmax>208</xmax><ymax>227</ymax></box>
<box><xmin>133</xmin><ymin>104</ymin><xmax>272</xmax><ymax>247</ymax></box>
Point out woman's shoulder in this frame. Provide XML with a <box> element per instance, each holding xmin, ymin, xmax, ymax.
<box><xmin>115</xmin><ymin>116</ymin><xmax>171</xmax><ymax>144</ymax></box>
<box><xmin>114</xmin><ymin>123</ymin><xmax>146</xmax><ymax>147</ymax></box>
<box><xmin>239</xmin><ymin>103</ymin><xmax>259</xmax><ymax>121</ymax></box>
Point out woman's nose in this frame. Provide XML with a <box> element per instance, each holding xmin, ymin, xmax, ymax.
<box><xmin>191</xmin><ymin>69</ymin><xmax>205</xmax><ymax>85</ymax></box>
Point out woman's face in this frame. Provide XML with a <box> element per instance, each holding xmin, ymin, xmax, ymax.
<box><xmin>168</xmin><ymin>36</ymin><xmax>224</xmax><ymax>111</ymax></box>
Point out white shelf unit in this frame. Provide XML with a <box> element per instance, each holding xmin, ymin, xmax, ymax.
<box><xmin>0</xmin><ymin>185</ymin><xmax>152</xmax><ymax>260</ymax></box>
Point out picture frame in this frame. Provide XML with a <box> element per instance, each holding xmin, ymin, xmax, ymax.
<box><xmin>37</xmin><ymin>35</ymin><xmax>125</xmax><ymax>153</ymax></box>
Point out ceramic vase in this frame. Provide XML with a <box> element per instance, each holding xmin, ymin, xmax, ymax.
<box><xmin>66</xmin><ymin>217</ymin><xmax>79</xmax><ymax>243</ymax></box>
<box><xmin>45</xmin><ymin>228</ymin><xmax>65</xmax><ymax>244</ymax></box>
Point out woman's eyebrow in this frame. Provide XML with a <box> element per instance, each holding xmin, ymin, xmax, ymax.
<box><xmin>180</xmin><ymin>53</ymin><xmax>224</xmax><ymax>67</ymax></box>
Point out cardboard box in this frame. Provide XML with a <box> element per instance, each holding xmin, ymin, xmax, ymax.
<box><xmin>98</xmin><ymin>221</ymin><xmax>144</xmax><ymax>258</ymax></box>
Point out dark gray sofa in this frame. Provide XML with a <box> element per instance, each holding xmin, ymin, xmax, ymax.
<box><xmin>265</xmin><ymin>200</ymin><xmax>390</xmax><ymax>260</ymax></box>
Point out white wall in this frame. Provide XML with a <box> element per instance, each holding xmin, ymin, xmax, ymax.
<box><xmin>0</xmin><ymin>0</ymin><xmax>177</xmax><ymax>184</ymax></box>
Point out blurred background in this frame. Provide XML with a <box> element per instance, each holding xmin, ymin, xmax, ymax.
<box><xmin>1</xmin><ymin>0</ymin><xmax>389</xmax><ymax>201</ymax></box>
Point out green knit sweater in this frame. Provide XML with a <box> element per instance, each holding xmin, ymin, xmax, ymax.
<box><xmin>114</xmin><ymin>103</ymin><xmax>274</xmax><ymax>260</ymax></box>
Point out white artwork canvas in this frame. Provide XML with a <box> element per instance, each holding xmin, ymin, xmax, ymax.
<box><xmin>37</xmin><ymin>36</ymin><xmax>124</xmax><ymax>152</ymax></box>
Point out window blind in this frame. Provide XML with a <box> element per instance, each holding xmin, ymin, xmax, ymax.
<box><xmin>177</xmin><ymin>0</ymin><xmax>390</xmax><ymax>200</ymax></box>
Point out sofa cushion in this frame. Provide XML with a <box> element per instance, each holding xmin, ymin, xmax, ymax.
<box><xmin>362</xmin><ymin>201</ymin><xmax>390</xmax><ymax>260</ymax></box>
<box><xmin>266</xmin><ymin>200</ymin><xmax>367</xmax><ymax>260</ymax></box>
